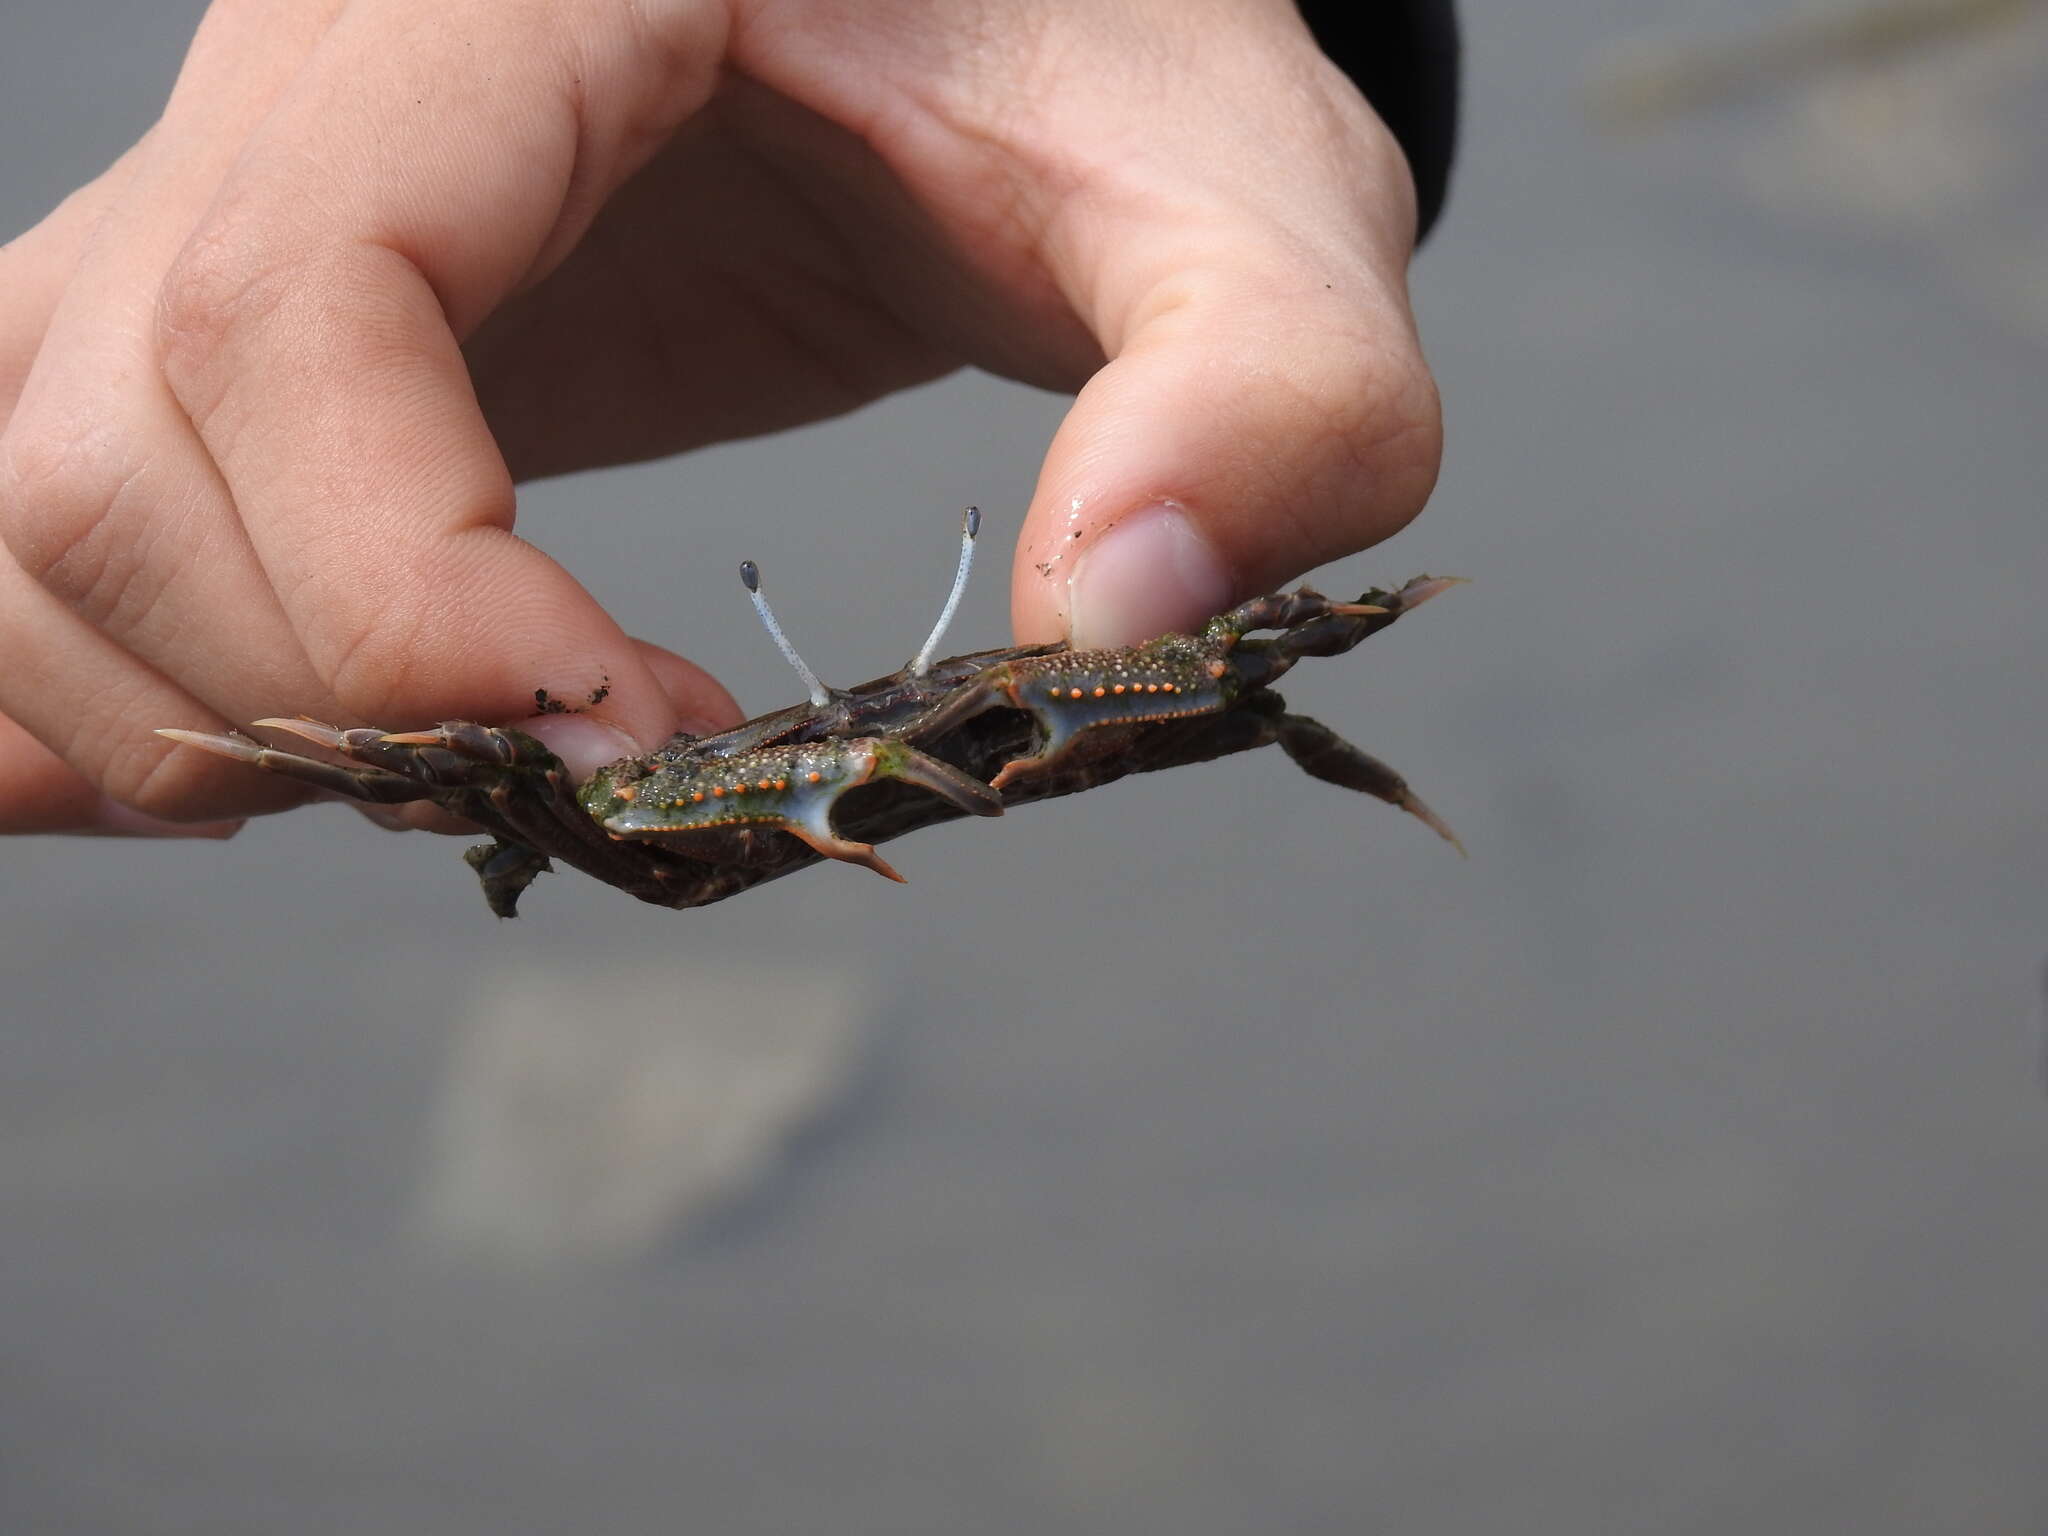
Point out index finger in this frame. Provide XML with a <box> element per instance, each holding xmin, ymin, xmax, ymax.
<box><xmin>154</xmin><ymin>0</ymin><xmax>735</xmax><ymax>771</ymax></box>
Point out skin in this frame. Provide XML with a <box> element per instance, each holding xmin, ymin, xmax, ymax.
<box><xmin>0</xmin><ymin>0</ymin><xmax>1441</xmax><ymax>838</ymax></box>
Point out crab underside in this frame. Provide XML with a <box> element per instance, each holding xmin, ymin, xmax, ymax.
<box><xmin>162</xmin><ymin>512</ymin><xmax>1461</xmax><ymax>916</ymax></box>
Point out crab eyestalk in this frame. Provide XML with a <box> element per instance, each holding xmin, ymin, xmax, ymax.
<box><xmin>741</xmin><ymin>558</ymin><xmax>831</xmax><ymax>707</ymax></box>
<box><xmin>910</xmin><ymin>505</ymin><xmax>982</xmax><ymax>677</ymax></box>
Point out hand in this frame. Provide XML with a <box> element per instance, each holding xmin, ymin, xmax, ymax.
<box><xmin>0</xmin><ymin>0</ymin><xmax>1441</xmax><ymax>835</ymax></box>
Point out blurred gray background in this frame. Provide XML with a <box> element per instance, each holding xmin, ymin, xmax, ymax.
<box><xmin>4</xmin><ymin>2</ymin><xmax>2046</xmax><ymax>1532</ymax></box>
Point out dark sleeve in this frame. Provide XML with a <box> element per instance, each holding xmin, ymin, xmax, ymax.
<box><xmin>1295</xmin><ymin>2</ymin><xmax>1461</xmax><ymax>240</ymax></box>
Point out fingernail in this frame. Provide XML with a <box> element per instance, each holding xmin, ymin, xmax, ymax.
<box><xmin>1068</xmin><ymin>503</ymin><xmax>1234</xmax><ymax>649</ymax></box>
<box><xmin>82</xmin><ymin>795</ymin><xmax>244</xmax><ymax>840</ymax></box>
<box><xmin>513</xmin><ymin>715</ymin><xmax>647</xmax><ymax>781</ymax></box>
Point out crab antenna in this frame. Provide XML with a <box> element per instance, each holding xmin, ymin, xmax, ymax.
<box><xmin>909</xmin><ymin>505</ymin><xmax>982</xmax><ymax>677</ymax></box>
<box><xmin>740</xmin><ymin>559</ymin><xmax>831</xmax><ymax>707</ymax></box>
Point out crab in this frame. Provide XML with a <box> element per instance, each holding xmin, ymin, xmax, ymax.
<box><xmin>159</xmin><ymin>510</ymin><xmax>1461</xmax><ymax>917</ymax></box>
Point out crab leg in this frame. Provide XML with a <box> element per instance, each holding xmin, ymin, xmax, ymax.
<box><xmin>155</xmin><ymin>728</ymin><xmax>440</xmax><ymax>805</ymax></box>
<box><xmin>358</xmin><ymin>720</ymin><xmax>531</xmax><ymax>766</ymax></box>
<box><xmin>1250</xmin><ymin>576</ymin><xmax>1466</xmax><ymax>667</ymax></box>
<box><xmin>162</xmin><ymin>716</ymin><xmax>577</xmax><ymax>803</ymax></box>
<box><xmin>316</xmin><ymin>722</ymin><xmax>673</xmax><ymax>893</ymax></box>
<box><xmin>251</xmin><ymin>716</ymin><xmax>561</xmax><ymax>781</ymax></box>
<box><xmin>161</xmin><ymin>717</ymin><xmax>646</xmax><ymax>893</ymax></box>
<box><xmin>1274</xmin><ymin>712</ymin><xmax>1464</xmax><ymax>852</ymax></box>
<box><xmin>1202</xmin><ymin>589</ymin><xmax>1387</xmax><ymax>644</ymax></box>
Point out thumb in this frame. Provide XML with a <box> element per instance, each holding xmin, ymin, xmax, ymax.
<box><xmin>1011</xmin><ymin>247</ymin><xmax>1441</xmax><ymax>649</ymax></box>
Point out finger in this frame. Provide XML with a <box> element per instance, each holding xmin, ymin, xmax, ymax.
<box><xmin>1</xmin><ymin>0</ymin><xmax>707</xmax><ymax>818</ymax></box>
<box><xmin>0</xmin><ymin>713</ymin><xmax>240</xmax><ymax>838</ymax></box>
<box><xmin>0</xmin><ymin>0</ymin><xmax>368</xmax><ymax>818</ymax></box>
<box><xmin>996</xmin><ymin>19</ymin><xmax>1442</xmax><ymax>646</ymax></box>
<box><xmin>318</xmin><ymin>633</ymin><xmax>743</xmax><ymax>839</ymax></box>
<box><xmin>0</xmin><ymin>543</ymin><xmax>312</xmax><ymax>822</ymax></box>
<box><xmin>512</xmin><ymin>637</ymin><xmax>742</xmax><ymax>782</ymax></box>
<box><xmin>151</xmin><ymin>0</ymin><xmax>729</xmax><ymax>756</ymax></box>
<box><xmin>5</xmin><ymin>0</ymin><xmax>347</xmax><ymax>418</ymax></box>
<box><xmin>1014</xmin><ymin>265</ymin><xmax>1442</xmax><ymax>647</ymax></box>
<box><xmin>628</xmin><ymin>636</ymin><xmax>743</xmax><ymax>739</ymax></box>
<box><xmin>0</xmin><ymin>144</ymin><xmax>144</xmax><ymax>424</ymax></box>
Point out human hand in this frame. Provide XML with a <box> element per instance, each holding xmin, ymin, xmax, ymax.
<box><xmin>0</xmin><ymin>0</ymin><xmax>1441</xmax><ymax>835</ymax></box>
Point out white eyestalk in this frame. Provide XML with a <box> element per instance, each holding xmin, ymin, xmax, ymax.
<box><xmin>739</xmin><ymin>559</ymin><xmax>830</xmax><ymax>707</ymax></box>
<box><xmin>910</xmin><ymin>505</ymin><xmax>982</xmax><ymax>677</ymax></box>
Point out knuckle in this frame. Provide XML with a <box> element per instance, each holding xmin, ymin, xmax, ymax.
<box><xmin>155</xmin><ymin>209</ymin><xmax>292</xmax><ymax>405</ymax></box>
<box><xmin>310</xmin><ymin>534</ymin><xmax>539</xmax><ymax>729</ymax></box>
<box><xmin>103</xmin><ymin>737</ymin><xmax>190</xmax><ymax>822</ymax></box>
<box><xmin>1301</xmin><ymin>330</ymin><xmax>1443</xmax><ymax>533</ymax></box>
<box><xmin>110</xmin><ymin>740</ymin><xmax>235</xmax><ymax>824</ymax></box>
<box><xmin>1367</xmin><ymin>354</ymin><xmax>1444</xmax><ymax>526</ymax></box>
<box><xmin>602</xmin><ymin>0</ymin><xmax>726</xmax><ymax>85</ymax></box>
<box><xmin>48</xmin><ymin>679</ymin><xmax>162</xmax><ymax>808</ymax></box>
<box><xmin>72</xmin><ymin>696</ymin><xmax>286</xmax><ymax>824</ymax></box>
<box><xmin>0</xmin><ymin>410</ymin><xmax>136</xmax><ymax>601</ymax></box>
<box><xmin>317</xmin><ymin>591</ymin><xmax>436</xmax><ymax>723</ymax></box>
